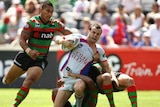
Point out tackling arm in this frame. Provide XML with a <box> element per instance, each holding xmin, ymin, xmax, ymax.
<box><xmin>67</xmin><ymin>71</ymin><xmax>97</xmax><ymax>90</ymax></box>
<box><xmin>100</xmin><ymin>61</ymin><xmax>119</xmax><ymax>86</ymax></box>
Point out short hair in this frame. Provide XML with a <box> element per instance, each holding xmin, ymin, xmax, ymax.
<box><xmin>89</xmin><ymin>23</ymin><xmax>102</xmax><ymax>32</ymax></box>
<box><xmin>41</xmin><ymin>1</ymin><xmax>53</xmax><ymax>9</ymax></box>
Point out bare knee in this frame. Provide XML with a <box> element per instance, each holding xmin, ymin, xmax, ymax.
<box><xmin>23</xmin><ymin>78</ymin><xmax>36</xmax><ymax>87</ymax></box>
<box><xmin>102</xmin><ymin>73</ymin><xmax>112</xmax><ymax>82</ymax></box>
<box><xmin>2</xmin><ymin>65</ymin><xmax>24</xmax><ymax>84</ymax></box>
<box><xmin>2</xmin><ymin>76</ymin><xmax>16</xmax><ymax>84</ymax></box>
<box><xmin>119</xmin><ymin>77</ymin><xmax>135</xmax><ymax>87</ymax></box>
<box><xmin>74</xmin><ymin>80</ymin><xmax>86</xmax><ymax>95</ymax></box>
<box><xmin>127</xmin><ymin>77</ymin><xmax>135</xmax><ymax>86</ymax></box>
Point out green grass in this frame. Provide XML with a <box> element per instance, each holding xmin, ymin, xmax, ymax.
<box><xmin>0</xmin><ymin>88</ymin><xmax>160</xmax><ymax>107</ymax></box>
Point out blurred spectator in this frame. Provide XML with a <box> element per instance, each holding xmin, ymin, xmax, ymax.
<box><xmin>24</xmin><ymin>0</ymin><xmax>39</xmax><ymax>18</ymax></box>
<box><xmin>146</xmin><ymin>2</ymin><xmax>159</xmax><ymax>26</ymax></box>
<box><xmin>79</xmin><ymin>17</ymin><xmax>91</xmax><ymax>36</ymax></box>
<box><xmin>93</xmin><ymin>3</ymin><xmax>111</xmax><ymax>25</ymax></box>
<box><xmin>111</xmin><ymin>4</ymin><xmax>130</xmax><ymax>26</ymax></box>
<box><xmin>98</xmin><ymin>24</ymin><xmax>118</xmax><ymax>47</ymax></box>
<box><xmin>110</xmin><ymin>17</ymin><xmax>129</xmax><ymax>46</ymax></box>
<box><xmin>70</xmin><ymin>0</ymin><xmax>76</xmax><ymax>6</ymax></box>
<box><xmin>60</xmin><ymin>11</ymin><xmax>78</xmax><ymax>28</ymax></box>
<box><xmin>7</xmin><ymin>6</ymin><xmax>27</xmax><ymax>43</ymax></box>
<box><xmin>72</xmin><ymin>0</ymin><xmax>90</xmax><ymax>19</ymax></box>
<box><xmin>138</xmin><ymin>31</ymin><xmax>153</xmax><ymax>47</ymax></box>
<box><xmin>131</xmin><ymin>31</ymin><xmax>143</xmax><ymax>47</ymax></box>
<box><xmin>0</xmin><ymin>17</ymin><xmax>10</xmax><ymax>44</ymax></box>
<box><xmin>126</xmin><ymin>26</ymin><xmax>137</xmax><ymax>46</ymax></box>
<box><xmin>147</xmin><ymin>13</ymin><xmax>160</xmax><ymax>47</ymax></box>
<box><xmin>121</xmin><ymin>0</ymin><xmax>140</xmax><ymax>14</ymax></box>
<box><xmin>129</xmin><ymin>5</ymin><xmax>145</xmax><ymax>31</ymax></box>
<box><xmin>5</xmin><ymin>0</ymin><xmax>23</xmax><ymax>17</ymax></box>
<box><xmin>89</xmin><ymin>0</ymin><xmax>106</xmax><ymax>19</ymax></box>
<box><xmin>0</xmin><ymin>1</ymin><xmax>5</xmax><ymax>21</ymax></box>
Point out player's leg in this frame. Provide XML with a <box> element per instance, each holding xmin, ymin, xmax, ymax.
<box><xmin>52</xmin><ymin>88</ymin><xmax>72</xmax><ymax>107</ymax></box>
<box><xmin>74</xmin><ymin>79</ymin><xmax>86</xmax><ymax>107</ymax></box>
<box><xmin>13</xmin><ymin>66</ymin><xmax>43</xmax><ymax>107</ymax></box>
<box><xmin>81</xmin><ymin>89</ymin><xmax>98</xmax><ymax>107</ymax></box>
<box><xmin>2</xmin><ymin>64</ymin><xmax>25</xmax><ymax>84</ymax></box>
<box><xmin>54</xmin><ymin>90</ymin><xmax>73</xmax><ymax>107</ymax></box>
<box><xmin>82</xmin><ymin>65</ymin><xmax>101</xmax><ymax>107</ymax></box>
<box><xmin>52</xmin><ymin>88</ymin><xmax>58</xmax><ymax>103</ymax></box>
<box><xmin>97</xmin><ymin>73</ymin><xmax>116</xmax><ymax>107</ymax></box>
<box><xmin>2</xmin><ymin>52</ymin><xmax>28</xmax><ymax>84</ymax></box>
<box><xmin>117</xmin><ymin>73</ymin><xmax>138</xmax><ymax>107</ymax></box>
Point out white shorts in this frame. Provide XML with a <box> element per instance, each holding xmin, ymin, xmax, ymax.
<box><xmin>59</xmin><ymin>77</ymin><xmax>81</xmax><ymax>92</ymax></box>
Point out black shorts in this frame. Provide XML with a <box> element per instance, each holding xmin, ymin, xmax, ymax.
<box><xmin>13</xmin><ymin>51</ymin><xmax>48</xmax><ymax>71</ymax></box>
<box><xmin>88</xmin><ymin>65</ymin><xmax>124</xmax><ymax>92</ymax></box>
<box><xmin>88</xmin><ymin>65</ymin><xmax>100</xmax><ymax>83</ymax></box>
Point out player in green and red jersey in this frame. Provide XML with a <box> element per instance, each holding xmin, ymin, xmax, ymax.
<box><xmin>2</xmin><ymin>1</ymin><xmax>72</xmax><ymax>107</ymax></box>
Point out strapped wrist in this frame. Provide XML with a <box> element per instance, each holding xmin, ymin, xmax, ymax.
<box><xmin>25</xmin><ymin>47</ymin><xmax>31</xmax><ymax>54</ymax></box>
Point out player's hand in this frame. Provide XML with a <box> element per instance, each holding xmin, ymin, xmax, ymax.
<box><xmin>63</xmin><ymin>40</ymin><xmax>75</xmax><ymax>47</ymax></box>
<box><xmin>112</xmin><ymin>77</ymin><xmax>119</xmax><ymax>87</ymax></box>
<box><xmin>57</xmin><ymin>79</ymin><xmax>64</xmax><ymax>87</ymax></box>
<box><xmin>28</xmin><ymin>50</ymin><xmax>40</xmax><ymax>60</ymax></box>
<box><xmin>93</xmin><ymin>51</ymin><xmax>100</xmax><ymax>62</ymax></box>
<box><xmin>67</xmin><ymin>71</ymin><xmax>77</xmax><ymax>78</ymax></box>
<box><xmin>54</xmin><ymin>36</ymin><xmax>64</xmax><ymax>44</ymax></box>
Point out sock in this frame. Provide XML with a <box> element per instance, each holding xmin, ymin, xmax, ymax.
<box><xmin>52</xmin><ymin>95</ymin><xmax>55</xmax><ymax>103</ymax></box>
<box><xmin>13</xmin><ymin>86</ymin><xmax>29</xmax><ymax>107</ymax></box>
<box><xmin>82</xmin><ymin>90</ymin><xmax>98</xmax><ymax>107</ymax></box>
<box><xmin>2</xmin><ymin>77</ymin><xmax>7</xmax><ymax>84</ymax></box>
<box><xmin>127</xmin><ymin>86</ymin><xmax>138</xmax><ymax>107</ymax></box>
<box><xmin>75</xmin><ymin>93</ymin><xmax>84</xmax><ymax>107</ymax></box>
<box><xmin>102</xmin><ymin>84</ymin><xmax>115</xmax><ymax>107</ymax></box>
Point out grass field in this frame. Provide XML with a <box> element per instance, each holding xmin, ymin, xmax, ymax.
<box><xmin>0</xmin><ymin>88</ymin><xmax>160</xmax><ymax>107</ymax></box>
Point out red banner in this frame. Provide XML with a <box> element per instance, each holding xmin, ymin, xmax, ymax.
<box><xmin>103</xmin><ymin>47</ymin><xmax>160</xmax><ymax>90</ymax></box>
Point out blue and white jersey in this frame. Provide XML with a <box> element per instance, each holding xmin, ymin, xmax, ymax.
<box><xmin>60</xmin><ymin>34</ymin><xmax>108</xmax><ymax>77</ymax></box>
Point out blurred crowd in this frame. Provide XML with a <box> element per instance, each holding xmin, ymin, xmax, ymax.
<box><xmin>0</xmin><ymin>0</ymin><xmax>160</xmax><ymax>48</ymax></box>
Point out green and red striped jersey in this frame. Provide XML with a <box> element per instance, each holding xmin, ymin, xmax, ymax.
<box><xmin>23</xmin><ymin>15</ymin><xmax>65</xmax><ymax>59</ymax></box>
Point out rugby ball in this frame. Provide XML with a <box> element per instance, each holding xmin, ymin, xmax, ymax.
<box><xmin>61</xmin><ymin>35</ymin><xmax>80</xmax><ymax>51</ymax></box>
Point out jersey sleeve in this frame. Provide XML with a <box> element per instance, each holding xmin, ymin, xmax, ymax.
<box><xmin>23</xmin><ymin>18</ymin><xmax>34</xmax><ymax>33</ymax></box>
<box><xmin>51</xmin><ymin>20</ymin><xmax>65</xmax><ymax>32</ymax></box>
<box><xmin>96</xmin><ymin>44</ymin><xmax>108</xmax><ymax>62</ymax></box>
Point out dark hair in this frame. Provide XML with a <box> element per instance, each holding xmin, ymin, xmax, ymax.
<box><xmin>42</xmin><ymin>1</ymin><xmax>54</xmax><ymax>9</ymax></box>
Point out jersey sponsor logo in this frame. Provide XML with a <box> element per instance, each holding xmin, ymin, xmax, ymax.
<box><xmin>41</xmin><ymin>32</ymin><xmax>53</xmax><ymax>39</ymax></box>
<box><xmin>33</xmin><ymin>32</ymin><xmax>53</xmax><ymax>39</ymax></box>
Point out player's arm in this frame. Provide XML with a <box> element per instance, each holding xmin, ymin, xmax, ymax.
<box><xmin>100</xmin><ymin>61</ymin><xmax>119</xmax><ymax>86</ymax></box>
<box><xmin>19</xmin><ymin>30</ymin><xmax>40</xmax><ymax>60</ymax></box>
<box><xmin>54</xmin><ymin>34</ymin><xmax>80</xmax><ymax>51</ymax></box>
<box><xmin>54</xmin><ymin>35</ymin><xmax>74</xmax><ymax>46</ymax></box>
<box><xmin>19</xmin><ymin>30</ymin><xmax>30</xmax><ymax>51</ymax></box>
<box><xmin>60</xmin><ymin>27</ymin><xmax>72</xmax><ymax>35</ymax></box>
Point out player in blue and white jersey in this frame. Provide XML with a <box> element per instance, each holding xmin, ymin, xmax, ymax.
<box><xmin>53</xmin><ymin>23</ymin><xmax>117</xmax><ymax>107</ymax></box>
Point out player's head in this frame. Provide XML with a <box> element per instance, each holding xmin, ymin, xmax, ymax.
<box><xmin>87</xmin><ymin>23</ymin><xmax>102</xmax><ymax>43</ymax></box>
<box><xmin>40</xmin><ymin>1</ymin><xmax>54</xmax><ymax>22</ymax></box>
